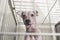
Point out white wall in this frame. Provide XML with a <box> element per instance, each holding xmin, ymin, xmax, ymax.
<box><xmin>0</xmin><ymin>0</ymin><xmax>16</xmax><ymax>40</ymax></box>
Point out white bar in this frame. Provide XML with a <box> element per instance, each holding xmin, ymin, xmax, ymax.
<box><xmin>0</xmin><ymin>32</ymin><xmax>60</xmax><ymax>36</ymax></box>
<box><xmin>52</xmin><ymin>26</ymin><xmax>56</xmax><ymax>40</ymax></box>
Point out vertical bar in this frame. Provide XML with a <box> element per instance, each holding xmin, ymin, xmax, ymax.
<box><xmin>42</xmin><ymin>0</ymin><xmax>57</xmax><ymax>24</ymax></box>
<box><xmin>8</xmin><ymin>0</ymin><xmax>17</xmax><ymax>25</ymax></box>
<box><xmin>12</xmin><ymin>0</ymin><xmax>23</xmax><ymax>40</ymax></box>
<box><xmin>46</xmin><ymin>0</ymin><xmax>52</xmax><ymax>40</ymax></box>
<box><xmin>46</xmin><ymin>0</ymin><xmax>57</xmax><ymax>40</ymax></box>
<box><xmin>53</xmin><ymin>26</ymin><xmax>57</xmax><ymax>40</ymax></box>
<box><xmin>50</xmin><ymin>0</ymin><xmax>57</xmax><ymax>40</ymax></box>
<box><xmin>0</xmin><ymin>0</ymin><xmax>7</xmax><ymax>40</ymax></box>
<box><xmin>0</xmin><ymin>0</ymin><xmax>7</xmax><ymax>32</ymax></box>
<box><xmin>9</xmin><ymin>0</ymin><xmax>18</xmax><ymax>40</ymax></box>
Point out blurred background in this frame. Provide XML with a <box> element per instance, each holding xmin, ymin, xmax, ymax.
<box><xmin>0</xmin><ymin>0</ymin><xmax>60</xmax><ymax>40</ymax></box>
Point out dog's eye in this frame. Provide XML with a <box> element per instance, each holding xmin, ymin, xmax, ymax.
<box><xmin>31</xmin><ymin>14</ymin><xmax>34</xmax><ymax>16</ymax></box>
<box><xmin>23</xmin><ymin>15</ymin><xmax>25</xmax><ymax>17</ymax></box>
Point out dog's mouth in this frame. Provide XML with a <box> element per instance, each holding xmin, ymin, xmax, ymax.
<box><xmin>24</xmin><ymin>22</ymin><xmax>31</xmax><ymax>26</ymax></box>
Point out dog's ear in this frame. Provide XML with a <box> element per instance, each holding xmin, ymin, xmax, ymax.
<box><xmin>21</xmin><ymin>12</ymin><xmax>24</xmax><ymax>17</ymax></box>
<box><xmin>16</xmin><ymin>11</ymin><xmax>21</xmax><ymax>16</ymax></box>
<box><xmin>33</xmin><ymin>10</ymin><xmax>38</xmax><ymax>16</ymax></box>
<box><xmin>16</xmin><ymin>11</ymin><xmax>24</xmax><ymax>17</ymax></box>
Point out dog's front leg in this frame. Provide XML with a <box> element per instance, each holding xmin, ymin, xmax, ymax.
<box><xmin>32</xmin><ymin>36</ymin><xmax>35</xmax><ymax>40</ymax></box>
<box><xmin>24</xmin><ymin>35</ymin><xmax>31</xmax><ymax>40</ymax></box>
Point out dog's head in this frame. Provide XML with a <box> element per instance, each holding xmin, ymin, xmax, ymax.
<box><xmin>17</xmin><ymin>10</ymin><xmax>38</xmax><ymax>26</ymax></box>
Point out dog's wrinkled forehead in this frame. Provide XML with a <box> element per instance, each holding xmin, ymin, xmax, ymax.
<box><xmin>21</xmin><ymin>11</ymin><xmax>38</xmax><ymax>16</ymax></box>
<box><xmin>22</xmin><ymin>11</ymin><xmax>34</xmax><ymax>16</ymax></box>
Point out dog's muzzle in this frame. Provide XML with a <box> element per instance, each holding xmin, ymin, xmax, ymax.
<box><xmin>24</xmin><ymin>19</ymin><xmax>30</xmax><ymax>26</ymax></box>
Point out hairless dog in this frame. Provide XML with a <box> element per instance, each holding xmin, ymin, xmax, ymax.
<box><xmin>17</xmin><ymin>10</ymin><xmax>42</xmax><ymax>40</ymax></box>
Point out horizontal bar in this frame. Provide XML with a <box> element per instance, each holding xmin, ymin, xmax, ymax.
<box><xmin>17</xmin><ymin>22</ymin><xmax>56</xmax><ymax>25</ymax></box>
<box><xmin>14</xmin><ymin>2</ymin><xmax>52</xmax><ymax>4</ymax></box>
<box><xmin>0</xmin><ymin>32</ymin><xmax>60</xmax><ymax>36</ymax></box>
<box><xmin>52</xmin><ymin>12</ymin><xmax>60</xmax><ymax>13</ymax></box>
<box><xmin>14</xmin><ymin>5</ymin><xmax>49</xmax><ymax>7</ymax></box>
<box><xmin>13</xmin><ymin>1</ymin><xmax>54</xmax><ymax>3</ymax></box>
<box><xmin>15</xmin><ymin>8</ymin><xmax>48</xmax><ymax>10</ymax></box>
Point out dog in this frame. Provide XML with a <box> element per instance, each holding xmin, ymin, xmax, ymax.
<box><xmin>17</xmin><ymin>10</ymin><xmax>41</xmax><ymax>40</ymax></box>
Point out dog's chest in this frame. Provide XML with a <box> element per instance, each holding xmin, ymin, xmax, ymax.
<box><xmin>26</xmin><ymin>24</ymin><xmax>36</xmax><ymax>32</ymax></box>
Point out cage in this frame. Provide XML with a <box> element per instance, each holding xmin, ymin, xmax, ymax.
<box><xmin>0</xmin><ymin>0</ymin><xmax>60</xmax><ymax>40</ymax></box>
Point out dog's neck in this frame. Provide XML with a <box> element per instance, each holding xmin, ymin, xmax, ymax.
<box><xmin>26</xmin><ymin>23</ymin><xmax>36</xmax><ymax>32</ymax></box>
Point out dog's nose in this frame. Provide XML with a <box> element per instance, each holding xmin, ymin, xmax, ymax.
<box><xmin>25</xmin><ymin>19</ymin><xmax>30</xmax><ymax>25</ymax></box>
<box><xmin>25</xmin><ymin>19</ymin><xmax>30</xmax><ymax>23</ymax></box>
